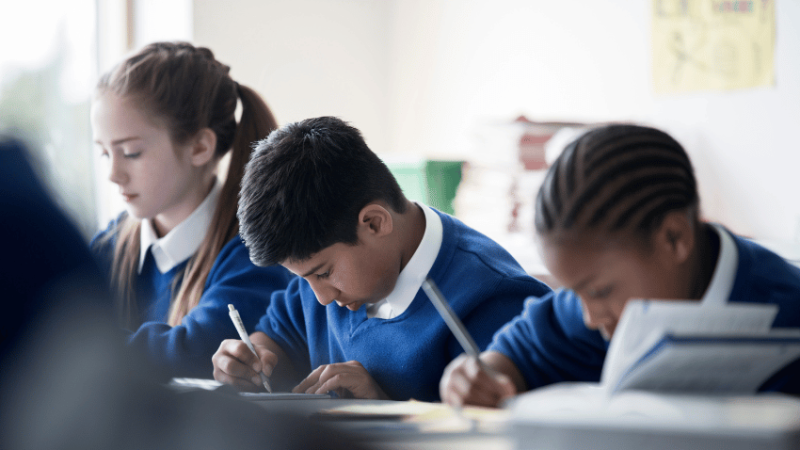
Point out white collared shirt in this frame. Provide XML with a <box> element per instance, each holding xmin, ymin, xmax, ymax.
<box><xmin>700</xmin><ymin>223</ymin><xmax>739</xmax><ymax>305</ymax></box>
<box><xmin>366</xmin><ymin>203</ymin><xmax>443</xmax><ymax>319</ymax></box>
<box><xmin>138</xmin><ymin>179</ymin><xmax>221</xmax><ymax>274</ymax></box>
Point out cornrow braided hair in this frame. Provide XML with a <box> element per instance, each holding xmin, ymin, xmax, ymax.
<box><xmin>535</xmin><ymin>124</ymin><xmax>698</xmax><ymax>237</ymax></box>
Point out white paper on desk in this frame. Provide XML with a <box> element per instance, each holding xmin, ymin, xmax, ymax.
<box><xmin>613</xmin><ymin>330</ymin><xmax>800</xmax><ymax>393</ymax></box>
<box><xmin>240</xmin><ymin>392</ymin><xmax>331</xmax><ymax>400</ymax></box>
<box><xmin>507</xmin><ymin>381</ymin><xmax>800</xmax><ymax>432</ymax></box>
<box><xmin>601</xmin><ymin>300</ymin><xmax>778</xmax><ymax>392</ymax></box>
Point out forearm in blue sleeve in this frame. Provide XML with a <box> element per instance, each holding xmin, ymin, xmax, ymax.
<box><xmin>127</xmin><ymin>239</ymin><xmax>292</xmax><ymax>378</ymax></box>
<box><xmin>488</xmin><ymin>291</ymin><xmax>608</xmax><ymax>390</ymax></box>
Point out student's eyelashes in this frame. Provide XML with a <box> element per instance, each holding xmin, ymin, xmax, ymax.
<box><xmin>123</xmin><ymin>151</ymin><xmax>142</xmax><ymax>159</ymax></box>
<box><xmin>315</xmin><ymin>272</ymin><xmax>330</xmax><ymax>280</ymax></box>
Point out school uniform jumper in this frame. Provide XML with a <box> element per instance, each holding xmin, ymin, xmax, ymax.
<box><xmin>92</xmin><ymin>217</ymin><xmax>293</xmax><ymax>379</ymax></box>
<box><xmin>488</xmin><ymin>225</ymin><xmax>800</xmax><ymax>395</ymax></box>
<box><xmin>255</xmin><ymin>209</ymin><xmax>552</xmax><ymax>401</ymax></box>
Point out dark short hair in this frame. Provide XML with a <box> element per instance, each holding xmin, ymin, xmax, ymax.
<box><xmin>535</xmin><ymin>124</ymin><xmax>699</xmax><ymax>238</ymax></box>
<box><xmin>238</xmin><ymin>117</ymin><xmax>407</xmax><ymax>266</ymax></box>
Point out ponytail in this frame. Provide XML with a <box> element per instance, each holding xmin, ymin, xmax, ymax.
<box><xmin>104</xmin><ymin>217</ymin><xmax>142</xmax><ymax>329</ymax></box>
<box><xmin>167</xmin><ymin>84</ymin><xmax>277</xmax><ymax>325</ymax></box>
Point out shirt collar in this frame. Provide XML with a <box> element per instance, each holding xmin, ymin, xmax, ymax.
<box><xmin>367</xmin><ymin>203</ymin><xmax>443</xmax><ymax>319</ymax></box>
<box><xmin>700</xmin><ymin>223</ymin><xmax>738</xmax><ymax>305</ymax></box>
<box><xmin>138</xmin><ymin>179</ymin><xmax>221</xmax><ymax>274</ymax></box>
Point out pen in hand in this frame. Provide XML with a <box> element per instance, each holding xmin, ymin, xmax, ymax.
<box><xmin>228</xmin><ymin>304</ymin><xmax>272</xmax><ymax>393</ymax></box>
<box><xmin>421</xmin><ymin>277</ymin><xmax>497</xmax><ymax>375</ymax></box>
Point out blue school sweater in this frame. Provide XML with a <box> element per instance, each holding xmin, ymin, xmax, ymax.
<box><xmin>92</xmin><ymin>219</ymin><xmax>294</xmax><ymax>378</ymax></box>
<box><xmin>489</xmin><ymin>229</ymin><xmax>800</xmax><ymax>394</ymax></box>
<box><xmin>255</xmin><ymin>210</ymin><xmax>551</xmax><ymax>401</ymax></box>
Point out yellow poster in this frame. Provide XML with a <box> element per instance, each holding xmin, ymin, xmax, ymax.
<box><xmin>652</xmin><ymin>0</ymin><xmax>775</xmax><ymax>94</ymax></box>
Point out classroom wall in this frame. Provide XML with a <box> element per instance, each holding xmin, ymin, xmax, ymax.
<box><xmin>193</xmin><ymin>0</ymin><xmax>800</xmax><ymax>241</ymax></box>
<box><xmin>192</xmin><ymin>0</ymin><xmax>392</xmax><ymax>155</ymax></box>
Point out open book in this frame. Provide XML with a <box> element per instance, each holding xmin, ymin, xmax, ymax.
<box><xmin>601</xmin><ymin>300</ymin><xmax>800</xmax><ymax>394</ymax></box>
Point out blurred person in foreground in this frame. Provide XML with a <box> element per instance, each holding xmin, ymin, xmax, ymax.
<box><xmin>0</xmin><ymin>136</ymin><xmax>367</xmax><ymax>450</ymax></box>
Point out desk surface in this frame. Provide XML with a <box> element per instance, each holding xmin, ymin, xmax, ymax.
<box><xmin>247</xmin><ymin>398</ymin><xmax>513</xmax><ymax>450</ymax></box>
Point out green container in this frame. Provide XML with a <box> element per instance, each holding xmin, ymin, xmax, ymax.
<box><xmin>388</xmin><ymin>160</ymin><xmax>463</xmax><ymax>215</ymax></box>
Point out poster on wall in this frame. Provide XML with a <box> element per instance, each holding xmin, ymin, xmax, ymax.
<box><xmin>652</xmin><ymin>0</ymin><xmax>775</xmax><ymax>94</ymax></box>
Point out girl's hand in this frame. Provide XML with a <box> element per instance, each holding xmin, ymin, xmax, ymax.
<box><xmin>293</xmin><ymin>360</ymin><xmax>389</xmax><ymax>399</ymax></box>
<box><xmin>440</xmin><ymin>353</ymin><xmax>517</xmax><ymax>408</ymax></box>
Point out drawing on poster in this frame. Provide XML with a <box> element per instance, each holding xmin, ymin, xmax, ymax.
<box><xmin>652</xmin><ymin>0</ymin><xmax>775</xmax><ymax>93</ymax></box>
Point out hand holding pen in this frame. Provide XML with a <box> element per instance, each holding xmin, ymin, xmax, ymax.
<box><xmin>226</xmin><ymin>304</ymin><xmax>272</xmax><ymax>393</ymax></box>
<box><xmin>422</xmin><ymin>278</ymin><xmax>517</xmax><ymax>407</ymax></box>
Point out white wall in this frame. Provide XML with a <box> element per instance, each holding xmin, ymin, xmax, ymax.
<box><xmin>193</xmin><ymin>0</ymin><xmax>392</xmax><ymax>154</ymax></box>
<box><xmin>194</xmin><ymin>0</ymin><xmax>800</xmax><ymax>241</ymax></box>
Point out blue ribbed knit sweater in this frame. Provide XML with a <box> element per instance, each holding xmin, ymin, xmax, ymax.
<box><xmin>92</xmin><ymin>220</ymin><xmax>293</xmax><ymax>378</ymax></box>
<box><xmin>256</xmin><ymin>209</ymin><xmax>551</xmax><ymax>401</ymax></box>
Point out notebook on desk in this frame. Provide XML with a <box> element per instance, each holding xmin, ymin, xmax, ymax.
<box><xmin>168</xmin><ymin>378</ymin><xmax>331</xmax><ymax>399</ymax></box>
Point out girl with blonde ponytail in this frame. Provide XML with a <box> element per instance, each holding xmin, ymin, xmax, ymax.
<box><xmin>90</xmin><ymin>42</ymin><xmax>293</xmax><ymax>377</ymax></box>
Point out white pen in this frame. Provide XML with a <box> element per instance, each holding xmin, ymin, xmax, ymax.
<box><xmin>228</xmin><ymin>304</ymin><xmax>272</xmax><ymax>393</ymax></box>
<box><xmin>421</xmin><ymin>277</ymin><xmax>482</xmax><ymax>360</ymax></box>
<box><xmin>422</xmin><ymin>277</ymin><xmax>488</xmax><ymax>425</ymax></box>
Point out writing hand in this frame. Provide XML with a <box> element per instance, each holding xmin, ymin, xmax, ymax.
<box><xmin>440</xmin><ymin>353</ymin><xmax>516</xmax><ymax>408</ymax></box>
<box><xmin>212</xmin><ymin>338</ymin><xmax>278</xmax><ymax>392</ymax></box>
<box><xmin>293</xmin><ymin>360</ymin><xmax>389</xmax><ymax>399</ymax></box>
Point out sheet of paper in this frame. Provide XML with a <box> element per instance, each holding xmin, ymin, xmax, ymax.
<box><xmin>602</xmin><ymin>300</ymin><xmax>778</xmax><ymax>391</ymax></box>
<box><xmin>169</xmin><ymin>377</ymin><xmax>224</xmax><ymax>391</ymax></box>
<box><xmin>239</xmin><ymin>392</ymin><xmax>331</xmax><ymax>400</ymax></box>
<box><xmin>314</xmin><ymin>400</ymin><xmax>508</xmax><ymax>434</ymax></box>
<box><xmin>315</xmin><ymin>400</ymin><xmax>450</xmax><ymax>418</ymax></box>
<box><xmin>168</xmin><ymin>378</ymin><xmax>331</xmax><ymax>399</ymax></box>
<box><xmin>507</xmin><ymin>382</ymin><xmax>800</xmax><ymax>432</ymax></box>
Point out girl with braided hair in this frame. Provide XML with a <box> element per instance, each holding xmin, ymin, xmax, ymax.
<box><xmin>90</xmin><ymin>42</ymin><xmax>293</xmax><ymax>378</ymax></box>
<box><xmin>440</xmin><ymin>124</ymin><xmax>800</xmax><ymax>406</ymax></box>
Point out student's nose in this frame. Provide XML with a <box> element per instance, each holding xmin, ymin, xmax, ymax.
<box><xmin>107</xmin><ymin>154</ymin><xmax>127</xmax><ymax>186</ymax></box>
<box><xmin>580</xmin><ymin>299</ymin><xmax>615</xmax><ymax>330</ymax></box>
<box><xmin>308</xmin><ymin>280</ymin><xmax>339</xmax><ymax>306</ymax></box>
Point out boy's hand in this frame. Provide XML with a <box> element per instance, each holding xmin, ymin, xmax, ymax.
<box><xmin>212</xmin><ymin>337</ymin><xmax>278</xmax><ymax>391</ymax></box>
<box><xmin>293</xmin><ymin>360</ymin><xmax>389</xmax><ymax>399</ymax></box>
<box><xmin>440</xmin><ymin>353</ymin><xmax>517</xmax><ymax>408</ymax></box>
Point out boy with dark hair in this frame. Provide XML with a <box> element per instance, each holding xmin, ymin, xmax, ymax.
<box><xmin>212</xmin><ymin>117</ymin><xmax>551</xmax><ymax>401</ymax></box>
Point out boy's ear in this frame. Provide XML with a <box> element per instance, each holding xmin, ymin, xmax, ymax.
<box><xmin>189</xmin><ymin>128</ymin><xmax>217</xmax><ymax>167</ymax></box>
<box><xmin>652</xmin><ymin>210</ymin><xmax>694</xmax><ymax>265</ymax></box>
<box><xmin>357</xmin><ymin>203</ymin><xmax>393</xmax><ymax>238</ymax></box>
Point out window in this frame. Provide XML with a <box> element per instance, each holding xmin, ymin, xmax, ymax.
<box><xmin>0</xmin><ymin>0</ymin><xmax>99</xmax><ymax>239</ymax></box>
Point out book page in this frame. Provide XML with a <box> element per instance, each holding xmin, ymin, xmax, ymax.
<box><xmin>601</xmin><ymin>300</ymin><xmax>778</xmax><ymax>391</ymax></box>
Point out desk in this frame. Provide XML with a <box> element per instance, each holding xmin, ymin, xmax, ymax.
<box><xmin>243</xmin><ymin>392</ymin><xmax>800</xmax><ymax>450</ymax></box>
<box><xmin>247</xmin><ymin>398</ymin><xmax>513</xmax><ymax>450</ymax></box>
